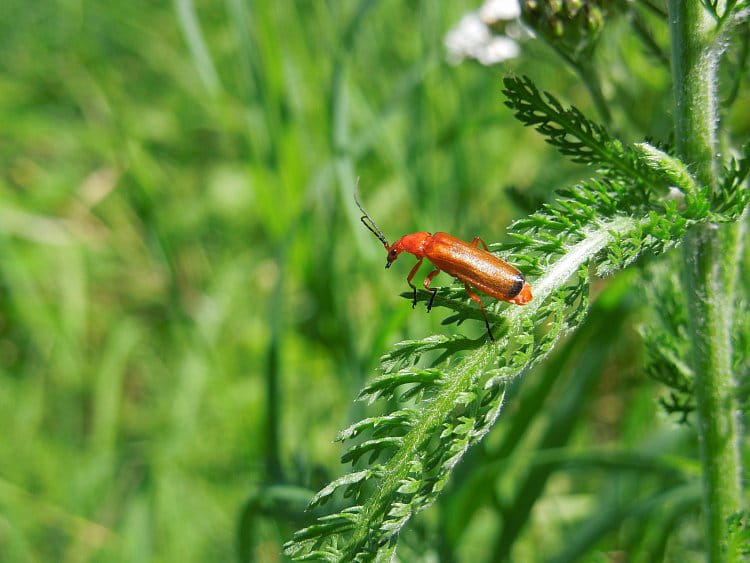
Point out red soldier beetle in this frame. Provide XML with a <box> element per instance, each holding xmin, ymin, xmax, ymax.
<box><xmin>354</xmin><ymin>187</ymin><xmax>532</xmax><ymax>342</ymax></box>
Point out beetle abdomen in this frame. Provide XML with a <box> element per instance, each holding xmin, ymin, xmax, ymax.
<box><xmin>424</xmin><ymin>232</ymin><xmax>528</xmax><ymax>302</ymax></box>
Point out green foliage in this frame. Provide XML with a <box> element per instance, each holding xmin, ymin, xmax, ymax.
<box><xmin>1</xmin><ymin>1</ymin><xmax>748</xmax><ymax>562</ymax></box>
<box><xmin>502</xmin><ymin>76</ymin><xmax>665</xmax><ymax>189</ymax></box>
<box><xmin>640</xmin><ymin>260</ymin><xmax>695</xmax><ymax>421</ymax></box>
<box><xmin>726</xmin><ymin>511</ymin><xmax>750</xmax><ymax>558</ymax></box>
<box><xmin>285</xmin><ymin>68</ymin><xmax>750</xmax><ymax>559</ymax></box>
<box><xmin>637</xmin><ymin>141</ymin><xmax>750</xmax><ymax>426</ymax></box>
<box><xmin>701</xmin><ymin>0</ymin><xmax>750</xmax><ymax>24</ymax></box>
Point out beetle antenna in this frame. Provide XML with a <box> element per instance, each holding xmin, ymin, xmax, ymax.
<box><xmin>354</xmin><ymin>178</ymin><xmax>390</xmax><ymax>249</ymax></box>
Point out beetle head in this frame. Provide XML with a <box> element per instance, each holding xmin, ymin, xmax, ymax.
<box><xmin>386</xmin><ymin>233</ymin><xmax>429</xmax><ymax>268</ymax></box>
<box><xmin>385</xmin><ymin>244</ymin><xmax>402</xmax><ymax>269</ymax></box>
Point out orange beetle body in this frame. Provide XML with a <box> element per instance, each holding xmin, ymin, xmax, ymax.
<box><xmin>388</xmin><ymin>231</ymin><xmax>533</xmax><ymax>306</ymax></box>
<box><xmin>355</xmin><ymin>186</ymin><xmax>532</xmax><ymax>341</ymax></box>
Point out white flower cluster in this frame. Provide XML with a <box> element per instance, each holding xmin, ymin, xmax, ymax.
<box><xmin>444</xmin><ymin>0</ymin><xmax>527</xmax><ymax>66</ymax></box>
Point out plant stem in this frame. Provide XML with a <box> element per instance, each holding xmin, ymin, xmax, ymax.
<box><xmin>668</xmin><ymin>3</ymin><xmax>742</xmax><ymax>560</ymax></box>
<box><xmin>576</xmin><ymin>59</ymin><xmax>611</xmax><ymax>125</ymax></box>
<box><xmin>546</xmin><ymin>43</ymin><xmax>612</xmax><ymax>125</ymax></box>
<box><xmin>265</xmin><ymin>247</ymin><xmax>285</xmax><ymax>482</ymax></box>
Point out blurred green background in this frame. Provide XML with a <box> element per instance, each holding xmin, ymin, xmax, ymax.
<box><xmin>0</xmin><ymin>0</ymin><xmax>724</xmax><ymax>561</ymax></box>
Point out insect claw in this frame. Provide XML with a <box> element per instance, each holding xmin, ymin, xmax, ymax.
<box><xmin>427</xmin><ymin>288</ymin><xmax>437</xmax><ymax>312</ymax></box>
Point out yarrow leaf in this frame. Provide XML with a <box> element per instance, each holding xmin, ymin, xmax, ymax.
<box><xmin>285</xmin><ymin>76</ymin><xmax>750</xmax><ymax>562</ymax></box>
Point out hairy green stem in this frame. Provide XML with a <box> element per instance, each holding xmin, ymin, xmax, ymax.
<box><xmin>668</xmin><ymin>2</ymin><xmax>742</xmax><ymax>560</ymax></box>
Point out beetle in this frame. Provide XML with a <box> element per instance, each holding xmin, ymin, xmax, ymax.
<box><xmin>354</xmin><ymin>187</ymin><xmax>532</xmax><ymax>342</ymax></box>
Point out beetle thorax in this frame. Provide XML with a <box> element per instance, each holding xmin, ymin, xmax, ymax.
<box><xmin>393</xmin><ymin>232</ymin><xmax>431</xmax><ymax>257</ymax></box>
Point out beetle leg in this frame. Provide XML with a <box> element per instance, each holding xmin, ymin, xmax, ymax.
<box><xmin>471</xmin><ymin>236</ymin><xmax>490</xmax><ymax>251</ymax></box>
<box><xmin>463</xmin><ymin>282</ymin><xmax>495</xmax><ymax>342</ymax></box>
<box><xmin>406</xmin><ymin>258</ymin><xmax>424</xmax><ymax>308</ymax></box>
<box><xmin>423</xmin><ymin>268</ymin><xmax>441</xmax><ymax>311</ymax></box>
